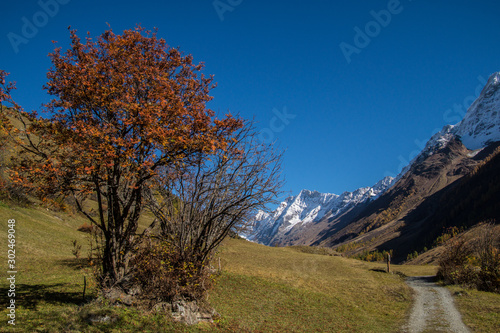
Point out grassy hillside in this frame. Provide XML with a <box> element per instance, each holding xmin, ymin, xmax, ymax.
<box><xmin>211</xmin><ymin>238</ymin><xmax>417</xmax><ymax>332</ymax></box>
<box><xmin>320</xmin><ymin>141</ymin><xmax>500</xmax><ymax>264</ymax></box>
<box><xmin>0</xmin><ymin>199</ymin><xmax>497</xmax><ymax>332</ymax></box>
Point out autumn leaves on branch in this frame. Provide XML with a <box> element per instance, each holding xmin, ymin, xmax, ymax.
<box><xmin>0</xmin><ymin>25</ymin><xmax>282</xmax><ymax>301</ymax></box>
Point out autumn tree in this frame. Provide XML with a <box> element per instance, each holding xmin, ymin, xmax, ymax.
<box><xmin>15</xmin><ymin>26</ymin><xmax>243</xmax><ymax>291</ymax></box>
<box><xmin>0</xmin><ymin>71</ymin><xmax>14</xmax><ymax>191</ymax></box>
<box><xmin>0</xmin><ymin>71</ymin><xmax>27</xmax><ymax>196</ymax></box>
<box><xmin>0</xmin><ymin>71</ymin><xmax>14</xmax><ymax>156</ymax></box>
<box><xmin>0</xmin><ymin>71</ymin><xmax>23</xmax><ymax>151</ymax></box>
<box><xmin>134</xmin><ymin>122</ymin><xmax>283</xmax><ymax>302</ymax></box>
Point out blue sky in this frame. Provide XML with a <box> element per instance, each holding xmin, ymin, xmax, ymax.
<box><xmin>1</xmin><ymin>0</ymin><xmax>500</xmax><ymax>199</ymax></box>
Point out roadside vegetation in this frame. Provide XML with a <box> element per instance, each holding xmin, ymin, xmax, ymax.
<box><xmin>0</xmin><ymin>199</ymin><xmax>408</xmax><ymax>332</ymax></box>
<box><xmin>437</xmin><ymin>222</ymin><xmax>500</xmax><ymax>293</ymax></box>
<box><xmin>1</xmin><ymin>24</ymin><xmax>499</xmax><ymax>333</ymax></box>
<box><xmin>2</xmin><ymin>199</ymin><xmax>500</xmax><ymax>332</ymax></box>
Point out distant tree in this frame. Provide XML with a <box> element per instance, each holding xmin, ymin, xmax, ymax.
<box><xmin>0</xmin><ymin>70</ymin><xmax>19</xmax><ymax>151</ymax></box>
<box><xmin>0</xmin><ymin>71</ymin><xmax>14</xmax><ymax>192</ymax></box>
<box><xmin>0</xmin><ymin>71</ymin><xmax>27</xmax><ymax>197</ymax></box>
<box><xmin>14</xmin><ymin>26</ymin><xmax>243</xmax><ymax>290</ymax></box>
<box><xmin>134</xmin><ymin>123</ymin><xmax>283</xmax><ymax>301</ymax></box>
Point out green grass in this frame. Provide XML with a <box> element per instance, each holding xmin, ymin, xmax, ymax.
<box><xmin>0</xmin><ymin>199</ymin><xmax>497</xmax><ymax>332</ymax></box>
<box><xmin>0</xmin><ymin>200</ymin><xmax>91</xmax><ymax>287</ymax></box>
<box><xmin>447</xmin><ymin>286</ymin><xmax>500</xmax><ymax>333</ymax></box>
<box><xmin>207</xmin><ymin>238</ymin><xmax>414</xmax><ymax>332</ymax></box>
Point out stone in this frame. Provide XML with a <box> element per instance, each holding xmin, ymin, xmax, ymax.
<box><xmin>169</xmin><ymin>299</ymin><xmax>216</xmax><ymax>325</ymax></box>
<box><xmin>103</xmin><ymin>286</ymin><xmax>136</xmax><ymax>306</ymax></box>
<box><xmin>85</xmin><ymin>313</ymin><xmax>119</xmax><ymax>325</ymax></box>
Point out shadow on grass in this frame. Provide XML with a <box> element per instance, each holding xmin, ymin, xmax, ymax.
<box><xmin>0</xmin><ymin>283</ymin><xmax>88</xmax><ymax>309</ymax></box>
<box><xmin>57</xmin><ymin>257</ymin><xmax>92</xmax><ymax>270</ymax></box>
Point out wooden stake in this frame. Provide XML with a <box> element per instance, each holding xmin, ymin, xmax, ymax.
<box><xmin>83</xmin><ymin>276</ymin><xmax>87</xmax><ymax>302</ymax></box>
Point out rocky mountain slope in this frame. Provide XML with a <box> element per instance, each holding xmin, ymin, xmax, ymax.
<box><xmin>246</xmin><ymin>71</ymin><xmax>500</xmax><ymax>260</ymax></box>
<box><xmin>243</xmin><ymin>176</ymin><xmax>394</xmax><ymax>246</ymax></box>
<box><xmin>316</xmin><ymin>139</ymin><xmax>500</xmax><ymax>262</ymax></box>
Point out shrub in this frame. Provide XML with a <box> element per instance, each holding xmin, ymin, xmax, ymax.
<box><xmin>77</xmin><ymin>222</ymin><xmax>95</xmax><ymax>233</ymax></box>
<box><xmin>71</xmin><ymin>240</ymin><xmax>82</xmax><ymax>259</ymax></box>
<box><xmin>437</xmin><ymin>223</ymin><xmax>500</xmax><ymax>293</ymax></box>
<box><xmin>355</xmin><ymin>249</ymin><xmax>393</xmax><ymax>262</ymax></box>
<box><xmin>131</xmin><ymin>238</ymin><xmax>214</xmax><ymax>305</ymax></box>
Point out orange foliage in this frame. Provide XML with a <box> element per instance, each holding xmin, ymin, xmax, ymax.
<box><xmin>11</xmin><ymin>26</ymin><xmax>243</xmax><ymax>287</ymax></box>
<box><xmin>17</xmin><ymin>26</ymin><xmax>242</xmax><ymax>196</ymax></box>
<box><xmin>0</xmin><ymin>70</ymin><xmax>17</xmax><ymax>146</ymax></box>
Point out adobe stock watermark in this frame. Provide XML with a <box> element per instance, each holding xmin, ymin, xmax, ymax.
<box><xmin>7</xmin><ymin>0</ymin><xmax>71</xmax><ymax>54</ymax></box>
<box><xmin>258</xmin><ymin>106</ymin><xmax>296</xmax><ymax>144</ymax></box>
<box><xmin>213</xmin><ymin>0</ymin><xmax>243</xmax><ymax>22</ymax></box>
<box><xmin>442</xmin><ymin>75</ymin><xmax>488</xmax><ymax>124</ymax></box>
<box><xmin>384</xmin><ymin>75</ymin><xmax>488</xmax><ymax>178</ymax></box>
<box><xmin>339</xmin><ymin>0</ymin><xmax>405</xmax><ymax>64</ymax></box>
<box><xmin>6</xmin><ymin>219</ymin><xmax>17</xmax><ymax>326</ymax></box>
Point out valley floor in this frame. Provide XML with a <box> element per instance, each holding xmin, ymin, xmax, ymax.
<box><xmin>0</xmin><ymin>202</ymin><xmax>499</xmax><ymax>332</ymax></box>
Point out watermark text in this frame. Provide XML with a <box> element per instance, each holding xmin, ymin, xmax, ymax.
<box><xmin>213</xmin><ymin>0</ymin><xmax>243</xmax><ymax>21</ymax></box>
<box><xmin>6</xmin><ymin>219</ymin><xmax>16</xmax><ymax>326</ymax></box>
<box><xmin>7</xmin><ymin>0</ymin><xmax>71</xmax><ymax>54</ymax></box>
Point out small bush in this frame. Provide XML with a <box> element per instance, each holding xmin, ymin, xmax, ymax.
<box><xmin>78</xmin><ymin>222</ymin><xmax>95</xmax><ymax>233</ymax></box>
<box><xmin>437</xmin><ymin>223</ymin><xmax>500</xmax><ymax>293</ymax></box>
<box><xmin>131</xmin><ymin>238</ymin><xmax>214</xmax><ymax>305</ymax></box>
<box><xmin>71</xmin><ymin>240</ymin><xmax>82</xmax><ymax>259</ymax></box>
<box><xmin>354</xmin><ymin>249</ymin><xmax>393</xmax><ymax>262</ymax></box>
<box><xmin>0</xmin><ymin>175</ymin><xmax>30</xmax><ymax>204</ymax></box>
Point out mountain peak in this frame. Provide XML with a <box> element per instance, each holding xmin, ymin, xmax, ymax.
<box><xmin>296</xmin><ymin>189</ymin><xmax>338</xmax><ymax>204</ymax></box>
<box><xmin>486</xmin><ymin>71</ymin><xmax>500</xmax><ymax>87</ymax></box>
<box><xmin>395</xmin><ymin>71</ymin><xmax>500</xmax><ymax>181</ymax></box>
<box><xmin>244</xmin><ymin>177</ymin><xmax>395</xmax><ymax>245</ymax></box>
<box><xmin>453</xmin><ymin>71</ymin><xmax>500</xmax><ymax>150</ymax></box>
<box><xmin>245</xmin><ymin>70</ymin><xmax>500</xmax><ymax>248</ymax></box>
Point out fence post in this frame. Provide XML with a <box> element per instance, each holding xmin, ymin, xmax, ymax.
<box><xmin>83</xmin><ymin>276</ymin><xmax>87</xmax><ymax>302</ymax></box>
<box><xmin>386</xmin><ymin>254</ymin><xmax>391</xmax><ymax>273</ymax></box>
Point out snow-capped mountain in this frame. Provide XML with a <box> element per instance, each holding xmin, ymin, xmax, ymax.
<box><xmin>453</xmin><ymin>72</ymin><xmax>500</xmax><ymax>149</ymax></box>
<box><xmin>422</xmin><ymin>72</ymin><xmax>500</xmax><ymax>154</ymax></box>
<box><xmin>244</xmin><ymin>176</ymin><xmax>394</xmax><ymax>245</ymax></box>
<box><xmin>396</xmin><ymin>71</ymin><xmax>500</xmax><ymax>182</ymax></box>
<box><xmin>318</xmin><ymin>71</ymin><xmax>500</xmax><ymax>261</ymax></box>
<box><xmin>245</xmin><ymin>71</ymin><xmax>500</xmax><ymax>248</ymax></box>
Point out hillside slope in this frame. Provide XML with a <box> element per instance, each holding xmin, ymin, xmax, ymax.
<box><xmin>0</xmin><ymin>199</ymin><xmax>424</xmax><ymax>332</ymax></box>
<box><xmin>245</xmin><ymin>177</ymin><xmax>394</xmax><ymax>246</ymax></box>
<box><xmin>318</xmin><ymin>141</ymin><xmax>500</xmax><ymax>262</ymax></box>
<box><xmin>246</xmin><ymin>71</ymin><xmax>500</xmax><ymax>262</ymax></box>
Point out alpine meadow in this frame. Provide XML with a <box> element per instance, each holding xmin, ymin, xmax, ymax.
<box><xmin>1</xmin><ymin>1</ymin><xmax>500</xmax><ymax>332</ymax></box>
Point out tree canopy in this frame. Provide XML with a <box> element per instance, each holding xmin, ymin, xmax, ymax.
<box><xmin>2</xmin><ymin>26</ymin><xmax>283</xmax><ymax>307</ymax></box>
<box><xmin>14</xmin><ymin>26</ymin><xmax>243</xmax><ymax>287</ymax></box>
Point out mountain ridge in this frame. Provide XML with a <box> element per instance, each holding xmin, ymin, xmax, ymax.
<box><xmin>245</xmin><ymin>71</ymin><xmax>500</xmax><ymax>252</ymax></box>
<box><xmin>243</xmin><ymin>176</ymin><xmax>394</xmax><ymax>245</ymax></box>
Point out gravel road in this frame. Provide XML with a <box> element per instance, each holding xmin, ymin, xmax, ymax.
<box><xmin>403</xmin><ymin>276</ymin><xmax>470</xmax><ymax>333</ymax></box>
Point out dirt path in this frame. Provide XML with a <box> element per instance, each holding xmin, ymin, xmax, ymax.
<box><xmin>403</xmin><ymin>276</ymin><xmax>470</xmax><ymax>333</ymax></box>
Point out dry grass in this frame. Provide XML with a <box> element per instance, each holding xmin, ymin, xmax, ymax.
<box><xmin>447</xmin><ymin>286</ymin><xmax>500</xmax><ymax>333</ymax></box>
<box><xmin>212</xmin><ymin>238</ymin><xmax>413</xmax><ymax>332</ymax></box>
<box><xmin>0</xmin><ymin>200</ymin><xmax>495</xmax><ymax>332</ymax></box>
